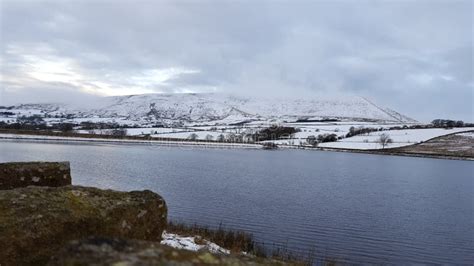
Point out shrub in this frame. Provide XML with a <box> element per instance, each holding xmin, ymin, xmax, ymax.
<box><xmin>188</xmin><ymin>133</ymin><xmax>198</xmax><ymax>140</ymax></box>
<box><xmin>58</xmin><ymin>123</ymin><xmax>74</xmax><ymax>132</ymax></box>
<box><xmin>306</xmin><ymin>135</ymin><xmax>317</xmax><ymax>146</ymax></box>
<box><xmin>110</xmin><ymin>128</ymin><xmax>127</xmax><ymax>137</ymax></box>
<box><xmin>317</xmin><ymin>133</ymin><xmax>338</xmax><ymax>143</ymax></box>
<box><xmin>254</xmin><ymin>126</ymin><xmax>299</xmax><ymax>141</ymax></box>
<box><xmin>217</xmin><ymin>134</ymin><xmax>226</xmax><ymax>142</ymax></box>
<box><xmin>346</xmin><ymin>126</ymin><xmax>378</xmax><ymax>138</ymax></box>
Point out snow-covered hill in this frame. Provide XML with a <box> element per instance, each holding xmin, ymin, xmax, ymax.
<box><xmin>0</xmin><ymin>93</ymin><xmax>417</xmax><ymax>126</ymax></box>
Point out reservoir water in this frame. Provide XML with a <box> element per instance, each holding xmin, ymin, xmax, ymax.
<box><xmin>1</xmin><ymin>140</ymin><xmax>472</xmax><ymax>264</ymax></box>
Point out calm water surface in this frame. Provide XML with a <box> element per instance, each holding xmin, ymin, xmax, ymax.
<box><xmin>1</xmin><ymin>140</ymin><xmax>473</xmax><ymax>264</ymax></box>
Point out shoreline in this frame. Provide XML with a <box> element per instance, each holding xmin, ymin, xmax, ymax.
<box><xmin>280</xmin><ymin>144</ymin><xmax>474</xmax><ymax>161</ymax></box>
<box><xmin>317</xmin><ymin>146</ymin><xmax>474</xmax><ymax>161</ymax></box>
<box><xmin>1</xmin><ymin>132</ymin><xmax>472</xmax><ymax>161</ymax></box>
<box><xmin>0</xmin><ymin>133</ymin><xmax>261</xmax><ymax>150</ymax></box>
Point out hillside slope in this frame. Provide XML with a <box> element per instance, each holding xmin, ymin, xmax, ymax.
<box><xmin>0</xmin><ymin>93</ymin><xmax>417</xmax><ymax>126</ymax></box>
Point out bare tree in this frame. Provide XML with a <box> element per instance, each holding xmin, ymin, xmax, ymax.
<box><xmin>235</xmin><ymin>134</ymin><xmax>244</xmax><ymax>143</ymax></box>
<box><xmin>188</xmin><ymin>133</ymin><xmax>198</xmax><ymax>141</ymax></box>
<box><xmin>111</xmin><ymin>128</ymin><xmax>127</xmax><ymax>137</ymax></box>
<box><xmin>226</xmin><ymin>133</ymin><xmax>236</xmax><ymax>143</ymax></box>
<box><xmin>217</xmin><ymin>134</ymin><xmax>226</xmax><ymax>142</ymax></box>
<box><xmin>244</xmin><ymin>133</ymin><xmax>255</xmax><ymax>143</ymax></box>
<box><xmin>306</xmin><ymin>135</ymin><xmax>317</xmax><ymax>146</ymax></box>
<box><xmin>378</xmin><ymin>133</ymin><xmax>393</xmax><ymax>148</ymax></box>
<box><xmin>205</xmin><ymin>134</ymin><xmax>214</xmax><ymax>141</ymax></box>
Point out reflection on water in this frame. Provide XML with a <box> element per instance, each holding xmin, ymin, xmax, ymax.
<box><xmin>1</xmin><ymin>140</ymin><xmax>473</xmax><ymax>264</ymax></box>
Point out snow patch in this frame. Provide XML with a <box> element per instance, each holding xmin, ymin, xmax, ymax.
<box><xmin>160</xmin><ymin>231</ymin><xmax>230</xmax><ymax>255</ymax></box>
<box><xmin>319</xmin><ymin>128</ymin><xmax>474</xmax><ymax>150</ymax></box>
<box><xmin>457</xmin><ymin>132</ymin><xmax>474</xmax><ymax>138</ymax></box>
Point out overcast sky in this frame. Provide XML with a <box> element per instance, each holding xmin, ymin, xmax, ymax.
<box><xmin>0</xmin><ymin>0</ymin><xmax>472</xmax><ymax>121</ymax></box>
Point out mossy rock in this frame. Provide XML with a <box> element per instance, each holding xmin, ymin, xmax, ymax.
<box><xmin>0</xmin><ymin>185</ymin><xmax>167</xmax><ymax>265</ymax></box>
<box><xmin>0</xmin><ymin>161</ymin><xmax>71</xmax><ymax>190</ymax></box>
<box><xmin>48</xmin><ymin>237</ymin><xmax>302</xmax><ymax>266</ymax></box>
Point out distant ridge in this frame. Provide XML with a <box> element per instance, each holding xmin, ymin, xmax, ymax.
<box><xmin>3</xmin><ymin>93</ymin><xmax>417</xmax><ymax>125</ymax></box>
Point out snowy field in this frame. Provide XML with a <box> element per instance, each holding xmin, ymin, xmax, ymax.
<box><xmin>1</xmin><ymin>126</ymin><xmax>472</xmax><ymax>152</ymax></box>
<box><xmin>77</xmin><ymin>127</ymin><xmax>190</xmax><ymax>135</ymax></box>
<box><xmin>1</xmin><ymin>99</ymin><xmax>471</xmax><ymax>152</ymax></box>
<box><xmin>0</xmin><ymin>133</ymin><xmax>261</xmax><ymax>149</ymax></box>
<box><xmin>82</xmin><ymin>122</ymin><xmax>415</xmax><ymax>141</ymax></box>
<box><xmin>318</xmin><ymin>128</ymin><xmax>474</xmax><ymax>150</ymax></box>
<box><xmin>71</xmin><ymin>122</ymin><xmax>474</xmax><ymax>151</ymax></box>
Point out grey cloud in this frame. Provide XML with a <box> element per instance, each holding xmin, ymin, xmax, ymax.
<box><xmin>0</xmin><ymin>0</ymin><xmax>472</xmax><ymax>121</ymax></box>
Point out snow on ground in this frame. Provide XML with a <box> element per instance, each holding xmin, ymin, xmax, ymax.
<box><xmin>0</xmin><ymin>93</ymin><xmax>417</xmax><ymax>126</ymax></box>
<box><xmin>7</xmin><ymin>108</ymin><xmax>45</xmax><ymax>116</ymax></box>
<box><xmin>0</xmin><ymin>117</ymin><xmax>15</xmax><ymax>123</ymax></box>
<box><xmin>151</xmin><ymin>131</ymin><xmax>227</xmax><ymax>140</ymax></box>
<box><xmin>160</xmin><ymin>231</ymin><xmax>230</xmax><ymax>255</ymax></box>
<box><xmin>2</xmin><ymin>127</ymin><xmax>472</xmax><ymax>151</ymax></box>
<box><xmin>457</xmin><ymin>131</ymin><xmax>474</xmax><ymax>138</ymax></box>
<box><xmin>126</xmin><ymin>127</ymin><xmax>189</xmax><ymax>135</ymax></box>
<box><xmin>0</xmin><ymin>133</ymin><xmax>261</xmax><ymax>149</ymax></box>
<box><xmin>94</xmin><ymin>122</ymin><xmax>415</xmax><ymax>141</ymax></box>
<box><xmin>318</xmin><ymin>128</ymin><xmax>474</xmax><ymax>150</ymax></box>
<box><xmin>65</xmin><ymin>117</ymin><xmax>140</xmax><ymax>125</ymax></box>
<box><xmin>76</xmin><ymin>127</ymin><xmax>190</xmax><ymax>135</ymax></box>
<box><xmin>292</xmin><ymin>123</ymin><xmax>397</xmax><ymax>139</ymax></box>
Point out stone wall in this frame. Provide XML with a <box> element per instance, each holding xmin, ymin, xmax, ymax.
<box><xmin>0</xmin><ymin>161</ymin><xmax>71</xmax><ymax>190</ymax></box>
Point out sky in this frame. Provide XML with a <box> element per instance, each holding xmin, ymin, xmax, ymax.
<box><xmin>0</xmin><ymin>0</ymin><xmax>472</xmax><ymax>122</ymax></box>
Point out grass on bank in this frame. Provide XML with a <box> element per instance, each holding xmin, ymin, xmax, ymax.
<box><xmin>167</xmin><ymin>221</ymin><xmax>258</xmax><ymax>254</ymax></box>
<box><xmin>166</xmin><ymin>221</ymin><xmax>339</xmax><ymax>265</ymax></box>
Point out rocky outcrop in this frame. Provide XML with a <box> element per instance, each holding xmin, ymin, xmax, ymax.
<box><xmin>0</xmin><ymin>161</ymin><xmax>71</xmax><ymax>190</ymax></box>
<box><xmin>49</xmin><ymin>237</ymin><xmax>301</xmax><ymax>266</ymax></box>
<box><xmin>0</xmin><ymin>185</ymin><xmax>167</xmax><ymax>265</ymax></box>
